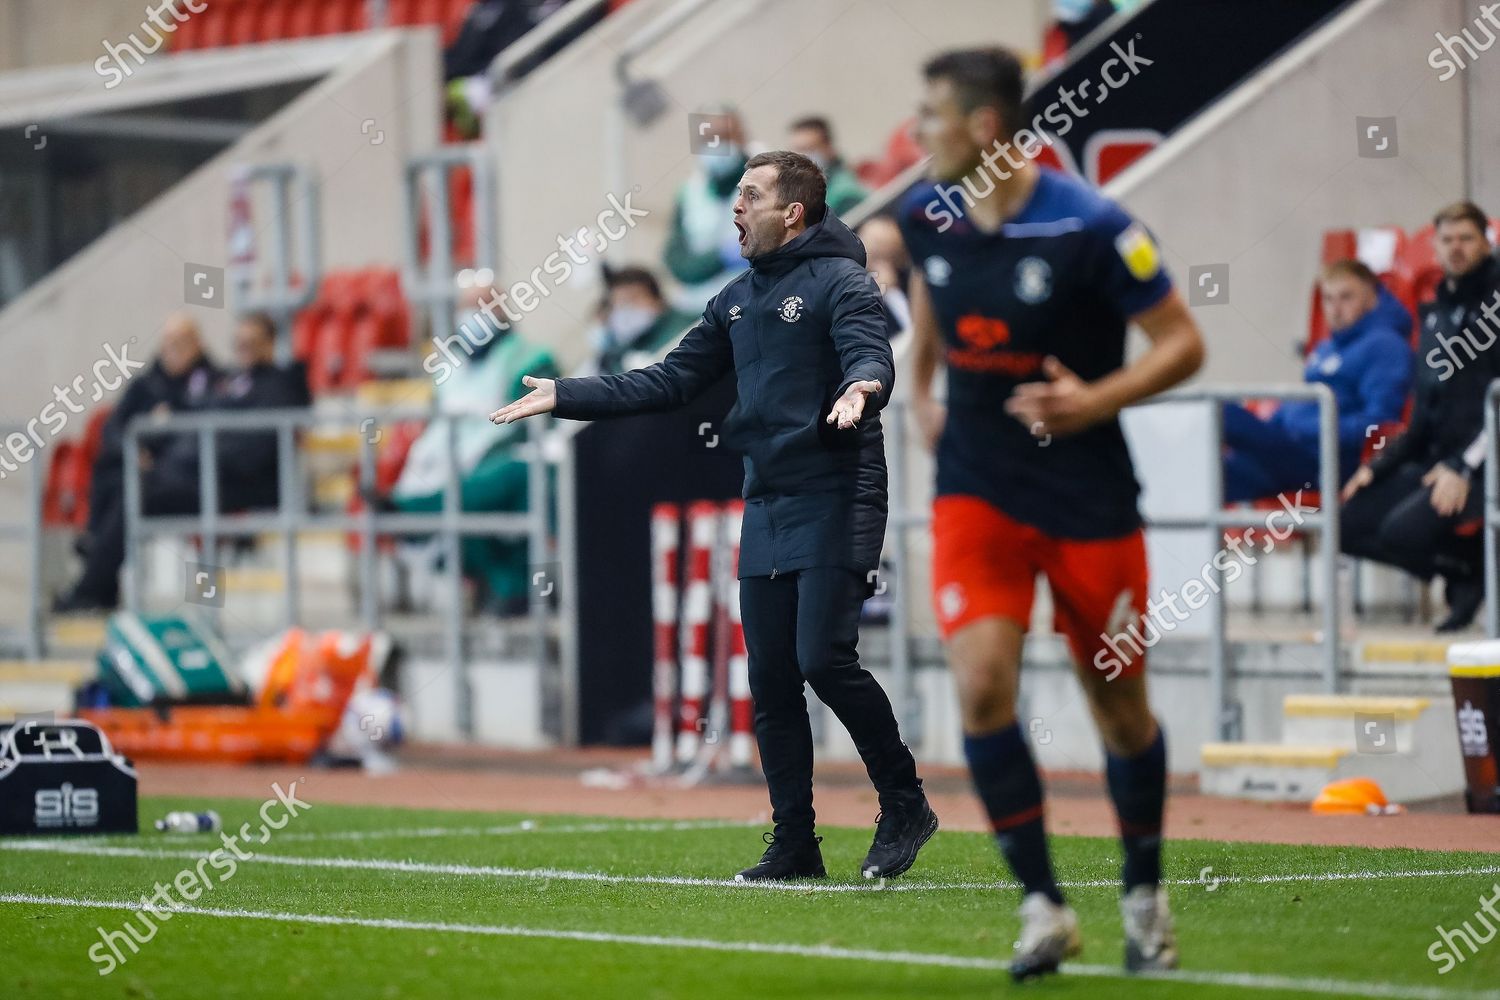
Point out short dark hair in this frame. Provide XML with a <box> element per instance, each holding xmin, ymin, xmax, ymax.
<box><xmin>789</xmin><ymin>115</ymin><xmax>833</xmax><ymax>145</ymax></box>
<box><xmin>605</xmin><ymin>266</ymin><xmax>663</xmax><ymax>302</ymax></box>
<box><xmin>1434</xmin><ymin>200</ymin><xmax>1490</xmax><ymax>236</ymax></box>
<box><xmin>923</xmin><ymin>46</ymin><xmax>1025</xmax><ymax>139</ymax></box>
<box><xmin>1321</xmin><ymin>258</ymin><xmax>1380</xmax><ymax>289</ymax></box>
<box><xmin>744</xmin><ymin>150</ymin><xmax>828</xmax><ymax>226</ymax></box>
<box><xmin>240</xmin><ymin>312</ymin><xmax>277</xmax><ymax>340</ymax></box>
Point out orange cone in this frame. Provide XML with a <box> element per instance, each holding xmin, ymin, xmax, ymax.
<box><xmin>1311</xmin><ymin>777</ymin><xmax>1404</xmax><ymax>815</ymax></box>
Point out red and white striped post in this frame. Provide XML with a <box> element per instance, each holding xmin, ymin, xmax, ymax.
<box><xmin>676</xmin><ymin>501</ymin><xmax>718</xmax><ymax>763</ymax></box>
<box><xmin>649</xmin><ymin>502</ymin><xmax>680</xmax><ymax>773</ymax></box>
<box><xmin>720</xmin><ymin>500</ymin><xmax>753</xmax><ymax>768</ymax></box>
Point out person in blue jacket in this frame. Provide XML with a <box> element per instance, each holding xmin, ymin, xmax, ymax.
<box><xmin>1223</xmin><ymin>259</ymin><xmax>1412</xmax><ymax>502</ymax></box>
<box><xmin>490</xmin><ymin>150</ymin><xmax>936</xmax><ymax>884</ymax></box>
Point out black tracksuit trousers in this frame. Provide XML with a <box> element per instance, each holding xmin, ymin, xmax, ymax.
<box><xmin>740</xmin><ymin>565</ymin><xmax>921</xmax><ymax>838</ymax></box>
<box><xmin>1342</xmin><ymin>461</ymin><xmax>1483</xmax><ymax>581</ymax></box>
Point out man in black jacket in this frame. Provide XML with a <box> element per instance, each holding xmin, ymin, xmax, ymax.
<box><xmin>57</xmin><ymin>313</ymin><xmax>310</xmax><ymax>611</ymax></box>
<box><xmin>81</xmin><ymin>313</ymin><xmax>219</xmax><ymax>554</ymax></box>
<box><xmin>1342</xmin><ymin>201</ymin><xmax>1500</xmax><ymax>631</ymax></box>
<box><xmin>491</xmin><ymin>151</ymin><xmax>937</xmax><ymax>881</ymax></box>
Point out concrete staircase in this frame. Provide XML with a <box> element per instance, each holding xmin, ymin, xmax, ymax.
<box><xmin>1200</xmin><ymin>693</ymin><xmax>1466</xmax><ymax>803</ymax></box>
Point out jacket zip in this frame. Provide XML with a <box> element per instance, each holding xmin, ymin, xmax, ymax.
<box><xmin>766</xmin><ymin>499</ymin><xmax>778</xmax><ymax>578</ymax></box>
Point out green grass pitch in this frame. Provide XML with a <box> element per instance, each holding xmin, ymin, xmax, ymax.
<box><xmin>3</xmin><ymin>794</ymin><xmax>1498</xmax><ymax>999</ymax></box>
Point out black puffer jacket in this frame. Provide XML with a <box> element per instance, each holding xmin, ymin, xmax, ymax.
<box><xmin>552</xmin><ymin>213</ymin><xmax>895</xmax><ymax>578</ymax></box>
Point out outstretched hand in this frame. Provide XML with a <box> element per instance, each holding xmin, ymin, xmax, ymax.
<box><xmin>489</xmin><ymin>375</ymin><xmax>557</xmax><ymax>425</ymax></box>
<box><xmin>826</xmin><ymin>380</ymin><xmax>882</xmax><ymax>430</ymax></box>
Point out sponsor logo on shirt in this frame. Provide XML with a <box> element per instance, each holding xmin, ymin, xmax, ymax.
<box><xmin>1114</xmin><ymin>222</ymin><xmax>1161</xmax><ymax>282</ymax></box>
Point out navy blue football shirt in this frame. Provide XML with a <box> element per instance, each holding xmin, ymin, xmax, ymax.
<box><xmin>898</xmin><ymin>167</ymin><xmax>1173</xmax><ymax>539</ymax></box>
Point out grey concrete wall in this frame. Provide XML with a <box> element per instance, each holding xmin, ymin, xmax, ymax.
<box><xmin>487</xmin><ymin>0</ymin><xmax>1052</xmax><ymax>371</ymax></box>
<box><xmin>1110</xmin><ymin>0</ymin><xmax>1470</xmax><ymax>386</ymax></box>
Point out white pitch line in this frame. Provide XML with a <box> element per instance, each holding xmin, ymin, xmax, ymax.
<box><xmin>4</xmin><ymin>839</ymin><xmax>1499</xmax><ymax>895</ymax></box>
<box><xmin>40</xmin><ymin>818</ymin><xmax>760</xmax><ymax>847</ymax></box>
<box><xmin>225</xmin><ymin>818</ymin><xmax>760</xmax><ymax>844</ymax></box>
<box><xmin>1</xmin><ymin>892</ymin><xmax>1494</xmax><ymax>1000</ymax></box>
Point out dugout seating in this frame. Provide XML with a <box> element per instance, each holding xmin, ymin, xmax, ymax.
<box><xmin>293</xmin><ymin>267</ymin><xmax>412</xmax><ymax>395</ymax></box>
<box><xmin>42</xmin><ymin>407</ymin><xmax>112</xmax><ymax>530</ymax></box>
<box><xmin>171</xmin><ymin>0</ymin><xmax>474</xmax><ymax>51</ymax></box>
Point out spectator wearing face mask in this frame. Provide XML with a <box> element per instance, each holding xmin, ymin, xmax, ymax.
<box><xmin>577</xmin><ymin>266</ymin><xmax>698</xmax><ymax>377</ymax></box>
<box><xmin>789</xmin><ymin>116</ymin><xmax>869</xmax><ymax>218</ymax></box>
<box><xmin>663</xmin><ymin>107</ymin><xmax>752</xmax><ymax>309</ymax></box>
<box><xmin>391</xmin><ymin>272</ymin><xmax>559</xmax><ymax>613</ymax></box>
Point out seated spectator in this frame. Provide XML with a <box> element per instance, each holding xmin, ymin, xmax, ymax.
<box><xmin>1342</xmin><ymin>201</ymin><xmax>1500</xmax><ymax>632</ymax></box>
<box><xmin>81</xmin><ymin>312</ymin><xmax>219</xmax><ymax>556</ymax></box>
<box><xmin>856</xmin><ymin>215</ymin><xmax>913</xmax><ymax>351</ymax></box>
<box><xmin>55</xmin><ymin>313</ymin><xmax>310</xmax><ymax>612</ymax></box>
<box><xmin>576</xmin><ymin>266</ymin><xmax>697</xmax><ymax>377</ymax></box>
<box><xmin>1222</xmin><ymin>260</ymin><xmax>1412</xmax><ymax>502</ymax></box>
<box><xmin>391</xmin><ymin>273</ymin><xmax>559</xmax><ymax>614</ymax></box>
<box><xmin>789</xmin><ymin>116</ymin><xmax>869</xmax><ymax>217</ymax></box>
<box><xmin>443</xmin><ymin>0</ymin><xmax>566</xmax><ymax>138</ymax></box>
<box><xmin>663</xmin><ymin>107</ymin><xmax>751</xmax><ymax>309</ymax></box>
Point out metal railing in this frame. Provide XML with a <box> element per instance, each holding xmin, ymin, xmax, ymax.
<box><xmin>884</xmin><ymin>383</ymin><xmax>1342</xmax><ymax>742</ymax></box>
<box><xmin>121</xmin><ymin>407</ymin><xmax>552</xmax><ymax>738</ymax></box>
<box><xmin>0</xmin><ymin>426</ymin><xmax>47</xmax><ymax>660</ymax></box>
<box><xmin>1482</xmin><ymin>380</ymin><xmax>1500</xmax><ymax>637</ymax></box>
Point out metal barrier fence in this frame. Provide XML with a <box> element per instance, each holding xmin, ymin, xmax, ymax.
<box><xmin>121</xmin><ymin>407</ymin><xmax>551</xmax><ymax>737</ymax></box>
<box><xmin>0</xmin><ymin>426</ymin><xmax>46</xmax><ymax>660</ymax></box>
<box><xmin>1482</xmin><ymin>380</ymin><xmax>1500</xmax><ymax>637</ymax></box>
<box><xmin>884</xmin><ymin>384</ymin><xmax>1342</xmax><ymax>742</ymax></box>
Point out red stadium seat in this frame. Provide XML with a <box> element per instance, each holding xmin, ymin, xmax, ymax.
<box><xmin>855</xmin><ymin>118</ymin><xmax>923</xmax><ymax>189</ymax></box>
<box><xmin>388</xmin><ymin>0</ymin><xmax>422</xmax><ymax>25</ymax></box>
<box><xmin>260</xmin><ymin>0</ymin><xmax>293</xmax><ymax>41</ymax></box>
<box><xmin>170</xmin><ymin>3</ymin><xmax>210</xmax><ymax>49</ymax></box>
<box><xmin>286</xmin><ymin>2</ymin><xmax>322</xmax><ymax>38</ymax></box>
<box><xmin>224</xmin><ymin>0</ymin><xmax>260</xmax><ymax>46</ymax></box>
<box><xmin>196</xmin><ymin>0</ymin><xmax>234</xmax><ymax>49</ymax></box>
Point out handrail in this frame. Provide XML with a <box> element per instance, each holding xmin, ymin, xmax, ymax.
<box><xmin>0</xmin><ymin>424</ymin><xmax>47</xmax><ymax>660</ymax></box>
<box><xmin>884</xmin><ymin>382</ymin><xmax>1341</xmax><ymax>743</ymax></box>
<box><xmin>121</xmin><ymin>406</ymin><xmax>552</xmax><ymax>740</ymax></box>
<box><xmin>489</xmin><ymin>0</ymin><xmax>609</xmax><ymax>93</ymax></box>
<box><xmin>1484</xmin><ymin>379</ymin><xmax>1500</xmax><ymax>637</ymax></box>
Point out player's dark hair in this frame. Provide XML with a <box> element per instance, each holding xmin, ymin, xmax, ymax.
<box><xmin>1320</xmin><ymin>259</ymin><xmax>1380</xmax><ymax>289</ymax></box>
<box><xmin>789</xmin><ymin>115</ymin><xmax>834</xmax><ymax>145</ymax></box>
<box><xmin>1433</xmin><ymin>200</ymin><xmax>1490</xmax><ymax>237</ymax></box>
<box><xmin>605</xmin><ymin>266</ymin><xmax>663</xmax><ymax>302</ymax></box>
<box><xmin>240</xmin><ymin>311</ymin><xmax>277</xmax><ymax>341</ymax></box>
<box><xmin>923</xmin><ymin>46</ymin><xmax>1025</xmax><ymax>139</ymax></box>
<box><xmin>745</xmin><ymin>150</ymin><xmax>828</xmax><ymax>226</ymax></box>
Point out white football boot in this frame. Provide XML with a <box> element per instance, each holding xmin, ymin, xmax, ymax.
<box><xmin>1120</xmin><ymin>884</ymin><xmax>1179</xmax><ymax>972</ymax></box>
<box><xmin>1009</xmin><ymin>891</ymin><xmax>1082</xmax><ymax>981</ymax></box>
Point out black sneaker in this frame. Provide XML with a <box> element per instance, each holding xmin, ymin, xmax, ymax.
<box><xmin>734</xmin><ymin>831</ymin><xmax>825</xmax><ymax>882</ymax></box>
<box><xmin>861</xmin><ymin>798</ymin><xmax>938</xmax><ymax>879</ymax></box>
<box><xmin>1437</xmin><ymin>576</ymin><xmax>1483</xmax><ymax>633</ymax></box>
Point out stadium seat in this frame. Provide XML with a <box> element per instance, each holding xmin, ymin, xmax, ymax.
<box><xmin>260</xmin><ymin>0</ymin><xmax>294</xmax><ymax>41</ymax></box>
<box><xmin>855</xmin><ymin>118</ymin><xmax>923</xmax><ymax>189</ymax></box>
<box><xmin>170</xmin><ymin>3</ymin><xmax>209</xmax><ymax>49</ymax></box>
<box><xmin>286</xmin><ymin>1</ymin><xmax>322</xmax><ymax>38</ymax></box>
